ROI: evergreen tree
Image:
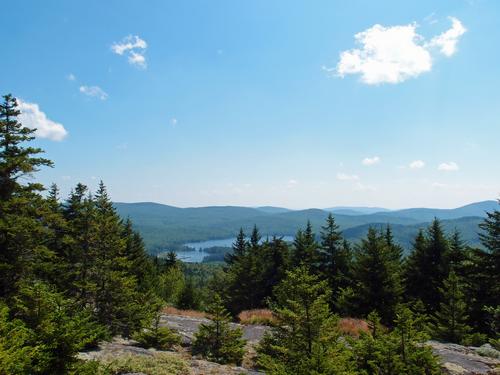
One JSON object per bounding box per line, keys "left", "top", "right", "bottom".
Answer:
{"left": 292, "top": 221, "right": 319, "bottom": 270}
{"left": 257, "top": 266, "right": 352, "bottom": 374}
{"left": 258, "top": 236, "right": 289, "bottom": 303}
{"left": 351, "top": 227, "right": 402, "bottom": 324}
{"left": 404, "top": 219, "right": 450, "bottom": 313}
{"left": 177, "top": 278, "right": 199, "bottom": 310}
{"left": 432, "top": 270, "right": 471, "bottom": 343}
{"left": 93, "top": 182, "right": 149, "bottom": 336}
{"left": 11, "top": 281, "right": 105, "bottom": 374}
{"left": 0, "top": 94, "right": 53, "bottom": 297}
{"left": 192, "top": 294, "right": 246, "bottom": 365}
{"left": 447, "top": 229, "right": 468, "bottom": 275}
{"left": 224, "top": 228, "right": 247, "bottom": 266}
{"left": 478, "top": 199, "right": 500, "bottom": 306}
{"left": 319, "top": 214, "right": 352, "bottom": 304}
{"left": 352, "top": 308, "right": 441, "bottom": 375}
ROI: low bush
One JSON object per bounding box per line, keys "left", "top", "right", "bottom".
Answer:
{"left": 95, "top": 353, "right": 189, "bottom": 375}
{"left": 238, "top": 309, "right": 276, "bottom": 326}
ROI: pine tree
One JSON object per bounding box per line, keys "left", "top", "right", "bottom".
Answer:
{"left": 177, "top": 278, "right": 199, "bottom": 310}
{"left": 192, "top": 294, "right": 246, "bottom": 365}
{"left": 319, "top": 214, "right": 352, "bottom": 303}
{"left": 404, "top": 219, "right": 450, "bottom": 313}
{"left": 352, "top": 308, "right": 441, "bottom": 375}
{"left": 432, "top": 270, "right": 471, "bottom": 343}
{"left": 258, "top": 236, "right": 289, "bottom": 302}
{"left": 478, "top": 199, "right": 500, "bottom": 306}
{"left": 351, "top": 227, "right": 402, "bottom": 324}
{"left": 90, "top": 181, "right": 148, "bottom": 336}
{"left": 292, "top": 221, "right": 319, "bottom": 270}
{"left": 447, "top": 229, "right": 468, "bottom": 275}
{"left": 0, "top": 95, "right": 54, "bottom": 297}
{"left": 0, "top": 94, "right": 52, "bottom": 200}
{"left": 257, "top": 266, "right": 352, "bottom": 374}
{"left": 225, "top": 228, "right": 247, "bottom": 266}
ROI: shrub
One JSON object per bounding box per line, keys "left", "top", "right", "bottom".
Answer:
{"left": 338, "top": 318, "right": 370, "bottom": 338}
{"left": 162, "top": 305, "right": 207, "bottom": 319}
{"left": 133, "top": 305, "right": 180, "bottom": 350}
{"left": 192, "top": 294, "right": 246, "bottom": 365}
{"left": 94, "top": 353, "right": 189, "bottom": 375}
{"left": 238, "top": 309, "right": 276, "bottom": 326}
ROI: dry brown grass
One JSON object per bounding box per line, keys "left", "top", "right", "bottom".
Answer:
{"left": 162, "top": 306, "right": 207, "bottom": 319}
{"left": 238, "top": 309, "right": 276, "bottom": 326}
{"left": 338, "top": 318, "right": 370, "bottom": 338}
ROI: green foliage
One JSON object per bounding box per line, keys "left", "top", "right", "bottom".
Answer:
{"left": 176, "top": 278, "right": 199, "bottom": 310}
{"left": 350, "top": 227, "right": 402, "bottom": 324}
{"left": 93, "top": 353, "right": 189, "bottom": 375}
{"left": 351, "top": 307, "right": 441, "bottom": 375}
{"left": 192, "top": 294, "right": 246, "bottom": 365}
{"left": 319, "top": 214, "right": 352, "bottom": 304}
{"left": 4, "top": 281, "right": 106, "bottom": 374}
{"left": 258, "top": 267, "right": 354, "bottom": 375}
{"left": 431, "top": 270, "right": 471, "bottom": 343}
{"left": 404, "top": 219, "right": 450, "bottom": 314}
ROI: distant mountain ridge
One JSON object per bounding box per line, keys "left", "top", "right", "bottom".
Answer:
{"left": 114, "top": 200, "right": 496, "bottom": 253}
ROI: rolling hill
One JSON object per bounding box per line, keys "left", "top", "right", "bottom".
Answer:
{"left": 114, "top": 200, "right": 495, "bottom": 253}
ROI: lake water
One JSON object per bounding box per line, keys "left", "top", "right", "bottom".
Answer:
{"left": 172, "top": 235, "right": 295, "bottom": 263}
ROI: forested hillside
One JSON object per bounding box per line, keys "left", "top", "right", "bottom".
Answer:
{"left": 115, "top": 201, "right": 494, "bottom": 252}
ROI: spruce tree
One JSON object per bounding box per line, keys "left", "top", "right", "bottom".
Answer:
{"left": 351, "top": 227, "right": 402, "bottom": 324}
{"left": 478, "top": 200, "right": 500, "bottom": 306}
{"left": 319, "top": 214, "right": 352, "bottom": 304}
{"left": 90, "top": 182, "right": 148, "bottom": 336}
{"left": 0, "top": 94, "right": 53, "bottom": 297}
{"left": 404, "top": 219, "right": 450, "bottom": 313}
{"left": 258, "top": 236, "right": 289, "bottom": 302}
{"left": 192, "top": 294, "right": 246, "bottom": 365}
{"left": 258, "top": 266, "right": 352, "bottom": 374}
{"left": 432, "top": 270, "right": 471, "bottom": 343}
{"left": 292, "top": 221, "right": 319, "bottom": 270}
{"left": 225, "top": 228, "right": 247, "bottom": 266}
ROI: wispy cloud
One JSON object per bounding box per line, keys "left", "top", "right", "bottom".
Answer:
{"left": 427, "top": 17, "right": 467, "bottom": 56}
{"left": 111, "top": 35, "right": 148, "bottom": 68}
{"left": 79, "top": 85, "right": 108, "bottom": 100}
{"left": 409, "top": 160, "right": 425, "bottom": 169}
{"left": 170, "top": 118, "right": 178, "bottom": 126}
{"left": 331, "top": 17, "right": 466, "bottom": 84}
{"left": 362, "top": 156, "right": 380, "bottom": 166}
{"left": 287, "top": 179, "right": 299, "bottom": 188}
{"left": 17, "top": 99, "right": 68, "bottom": 141}
{"left": 66, "top": 73, "right": 76, "bottom": 81}
{"left": 336, "top": 173, "right": 360, "bottom": 181}
{"left": 438, "top": 161, "right": 459, "bottom": 171}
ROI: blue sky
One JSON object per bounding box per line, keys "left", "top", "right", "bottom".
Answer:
{"left": 3, "top": 0, "right": 499, "bottom": 209}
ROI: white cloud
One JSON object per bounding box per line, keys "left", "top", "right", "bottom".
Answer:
{"left": 427, "top": 17, "right": 467, "bottom": 57}
{"left": 17, "top": 99, "right": 68, "bottom": 141}
{"left": 438, "top": 161, "right": 459, "bottom": 171}
{"left": 333, "top": 17, "right": 466, "bottom": 84}
{"left": 67, "top": 73, "right": 76, "bottom": 81}
{"left": 362, "top": 156, "right": 380, "bottom": 166}
{"left": 336, "top": 173, "right": 359, "bottom": 181}
{"left": 79, "top": 85, "right": 108, "bottom": 100}
{"left": 409, "top": 160, "right": 425, "bottom": 169}
{"left": 287, "top": 179, "right": 298, "bottom": 188}
{"left": 170, "top": 118, "right": 178, "bottom": 126}
{"left": 111, "top": 35, "right": 147, "bottom": 68}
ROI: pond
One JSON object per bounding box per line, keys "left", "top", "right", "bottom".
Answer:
{"left": 171, "top": 235, "right": 295, "bottom": 263}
